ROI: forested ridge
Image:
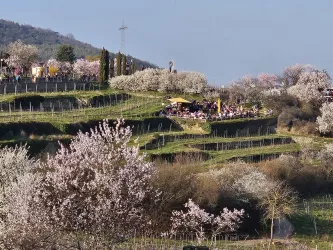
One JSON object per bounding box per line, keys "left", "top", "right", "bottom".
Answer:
{"left": 0, "top": 19, "right": 157, "bottom": 68}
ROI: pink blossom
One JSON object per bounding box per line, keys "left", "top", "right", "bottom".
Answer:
{"left": 73, "top": 59, "right": 100, "bottom": 76}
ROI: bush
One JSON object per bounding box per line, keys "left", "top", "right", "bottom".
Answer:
{"left": 263, "top": 93, "right": 298, "bottom": 114}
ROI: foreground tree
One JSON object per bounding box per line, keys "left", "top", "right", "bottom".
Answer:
{"left": 0, "top": 145, "right": 37, "bottom": 198}
{"left": 0, "top": 120, "right": 158, "bottom": 248}
{"left": 39, "top": 119, "right": 158, "bottom": 246}
{"left": 0, "top": 146, "right": 48, "bottom": 249}
{"left": 56, "top": 44, "right": 76, "bottom": 64}
{"left": 5, "top": 40, "right": 38, "bottom": 75}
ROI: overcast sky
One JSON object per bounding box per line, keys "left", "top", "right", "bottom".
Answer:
{"left": 2, "top": 0, "right": 333, "bottom": 85}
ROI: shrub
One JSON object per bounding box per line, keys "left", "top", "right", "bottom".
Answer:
{"left": 263, "top": 93, "right": 298, "bottom": 114}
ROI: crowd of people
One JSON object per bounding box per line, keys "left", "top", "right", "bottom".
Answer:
{"left": 0, "top": 74, "right": 21, "bottom": 83}
{"left": 160, "top": 98, "right": 273, "bottom": 120}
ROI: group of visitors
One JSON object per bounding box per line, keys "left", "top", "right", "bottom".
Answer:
{"left": 0, "top": 74, "right": 21, "bottom": 84}
{"left": 161, "top": 98, "right": 271, "bottom": 121}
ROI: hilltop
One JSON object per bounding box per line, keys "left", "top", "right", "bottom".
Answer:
{"left": 0, "top": 19, "right": 157, "bottom": 68}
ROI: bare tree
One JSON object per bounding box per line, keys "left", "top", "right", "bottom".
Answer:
{"left": 258, "top": 182, "right": 298, "bottom": 249}
{"left": 232, "top": 169, "right": 298, "bottom": 249}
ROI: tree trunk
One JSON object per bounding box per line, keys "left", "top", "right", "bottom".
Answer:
{"left": 268, "top": 212, "right": 275, "bottom": 250}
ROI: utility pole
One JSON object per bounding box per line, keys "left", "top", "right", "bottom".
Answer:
{"left": 119, "top": 21, "right": 128, "bottom": 54}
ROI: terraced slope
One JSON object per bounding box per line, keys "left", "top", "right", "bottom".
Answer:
{"left": 0, "top": 88, "right": 301, "bottom": 162}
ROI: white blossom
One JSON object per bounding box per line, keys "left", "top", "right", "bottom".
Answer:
{"left": 109, "top": 68, "right": 207, "bottom": 94}
{"left": 39, "top": 119, "right": 158, "bottom": 239}
{"left": 170, "top": 199, "right": 244, "bottom": 243}
{"left": 287, "top": 70, "right": 331, "bottom": 103}
{"left": 5, "top": 40, "right": 38, "bottom": 72}
{"left": 317, "top": 102, "right": 333, "bottom": 134}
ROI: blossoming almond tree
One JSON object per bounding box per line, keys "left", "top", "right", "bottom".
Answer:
{"left": 229, "top": 73, "right": 279, "bottom": 104}
{"left": 73, "top": 59, "right": 100, "bottom": 77}
{"left": 0, "top": 146, "right": 50, "bottom": 249}
{"left": 317, "top": 102, "right": 333, "bottom": 134}
{"left": 109, "top": 68, "right": 207, "bottom": 94}
{"left": 39, "top": 119, "right": 158, "bottom": 245}
{"left": 0, "top": 120, "right": 158, "bottom": 249}
{"left": 0, "top": 145, "right": 37, "bottom": 198}
{"left": 6, "top": 40, "right": 38, "bottom": 75}
{"left": 46, "top": 58, "right": 72, "bottom": 75}
{"left": 0, "top": 173, "right": 52, "bottom": 249}
{"left": 287, "top": 70, "right": 331, "bottom": 104}
{"left": 170, "top": 199, "right": 244, "bottom": 244}
{"left": 282, "top": 64, "right": 315, "bottom": 86}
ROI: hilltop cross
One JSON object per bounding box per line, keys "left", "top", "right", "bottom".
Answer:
{"left": 119, "top": 21, "right": 128, "bottom": 54}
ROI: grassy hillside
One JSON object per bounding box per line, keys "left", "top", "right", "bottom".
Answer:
{"left": 0, "top": 19, "right": 157, "bottom": 68}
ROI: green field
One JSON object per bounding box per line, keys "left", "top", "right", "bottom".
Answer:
{"left": 290, "top": 196, "right": 333, "bottom": 249}
{"left": 0, "top": 88, "right": 298, "bottom": 161}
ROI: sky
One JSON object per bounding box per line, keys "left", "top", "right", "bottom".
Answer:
{"left": 1, "top": 0, "right": 333, "bottom": 85}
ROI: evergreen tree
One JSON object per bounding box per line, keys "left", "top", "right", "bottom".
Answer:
{"left": 110, "top": 58, "right": 115, "bottom": 78}
{"left": 121, "top": 55, "right": 127, "bottom": 75}
{"left": 99, "top": 48, "right": 105, "bottom": 81}
{"left": 99, "top": 48, "right": 109, "bottom": 83}
{"left": 116, "top": 52, "right": 122, "bottom": 76}
{"left": 56, "top": 44, "right": 75, "bottom": 63}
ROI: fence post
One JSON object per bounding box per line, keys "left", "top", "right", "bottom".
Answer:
{"left": 26, "top": 83, "right": 27, "bottom": 93}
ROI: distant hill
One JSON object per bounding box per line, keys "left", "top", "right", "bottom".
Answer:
{"left": 0, "top": 19, "right": 158, "bottom": 68}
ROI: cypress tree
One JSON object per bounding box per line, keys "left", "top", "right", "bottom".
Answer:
{"left": 116, "top": 52, "right": 122, "bottom": 76}
{"left": 105, "top": 49, "right": 109, "bottom": 80}
{"left": 99, "top": 48, "right": 105, "bottom": 82}
{"left": 99, "top": 48, "right": 110, "bottom": 83}
{"left": 110, "top": 58, "right": 115, "bottom": 78}
{"left": 121, "top": 55, "right": 127, "bottom": 75}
